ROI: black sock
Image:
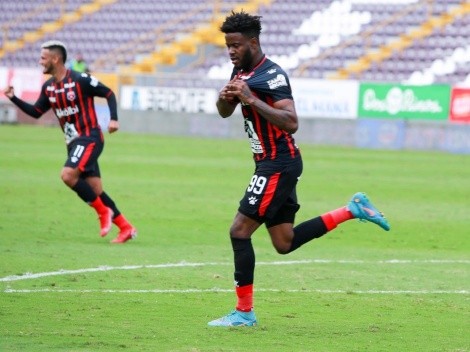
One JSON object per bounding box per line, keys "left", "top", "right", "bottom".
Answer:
{"left": 71, "top": 179, "right": 97, "bottom": 204}
{"left": 288, "top": 217, "right": 328, "bottom": 253}
{"left": 99, "top": 191, "right": 121, "bottom": 218}
{"left": 231, "top": 237, "right": 255, "bottom": 287}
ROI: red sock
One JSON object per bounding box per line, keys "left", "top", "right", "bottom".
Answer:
{"left": 90, "top": 196, "right": 108, "bottom": 214}
{"left": 235, "top": 284, "right": 253, "bottom": 312}
{"left": 113, "top": 214, "right": 132, "bottom": 230}
{"left": 321, "top": 206, "right": 354, "bottom": 231}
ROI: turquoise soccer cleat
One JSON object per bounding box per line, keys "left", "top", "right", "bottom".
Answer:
{"left": 208, "top": 310, "right": 257, "bottom": 327}
{"left": 348, "top": 192, "right": 390, "bottom": 231}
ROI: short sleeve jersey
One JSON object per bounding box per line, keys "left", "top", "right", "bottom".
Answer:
{"left": 32, "top": 69, "right": 115, "bottom": 144}
{"left": 230, "top": 56, "right": 300, "bottom": 162}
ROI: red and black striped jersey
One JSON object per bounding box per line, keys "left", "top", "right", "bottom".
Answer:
{"left": 10, "top": 69, "right": 117, "bottom": 144}
{"left": 230, "top": 56, "right": 300, "bottom": 162}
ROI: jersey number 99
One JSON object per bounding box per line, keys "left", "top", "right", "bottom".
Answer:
{"left": 247, "top": 175, "right": 267, "bottom": 195}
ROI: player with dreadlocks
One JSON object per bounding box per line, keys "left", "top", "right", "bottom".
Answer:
{"left": 208, "top": 11, "right": 390, "bottom": 327}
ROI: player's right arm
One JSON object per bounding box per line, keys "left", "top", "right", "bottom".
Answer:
{"left": 216, "top": 77, "right": 239, "bottom": 118}
{"left": 4, "top": 85, "right": 50, "bottom": 119}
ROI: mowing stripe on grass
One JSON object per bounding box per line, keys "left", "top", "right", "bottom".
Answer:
{"left": 1, "top": 259, "right": 468, "bottom": 282}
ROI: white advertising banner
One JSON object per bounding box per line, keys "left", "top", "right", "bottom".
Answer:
{"left": 120, "top": 86, "right": 218, "bottom": 114}
{"left": 0, "top": 67, "right": 44, "bottom": 101}
{"left": 291, "top": 78, "right": 359, "bottom": 118}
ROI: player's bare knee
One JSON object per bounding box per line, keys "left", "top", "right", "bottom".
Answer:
{"left": 273, "top": 243, "right": 290, "bottom": 255}
{"left": 61, "top": 169, "right": 77, "bottom": 187}
{"left": 229, "top": 224, "right": 252, "bottom": 239}
{"left": 229, "top": 226, "right": 242, "bottom": 238}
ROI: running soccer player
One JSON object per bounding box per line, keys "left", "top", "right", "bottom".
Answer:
{"left": 208, "top": 11, "right": 390, "bottom": 327}
{"left": 3, "top": 40, "right": 136, "bottom": 243}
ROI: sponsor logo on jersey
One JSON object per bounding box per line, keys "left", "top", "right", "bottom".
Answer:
{"left": 49, "top": 97, "right": 56, "bottom": 103}
{"left": 267, "top": 68, "right": 277, "bottom": 74}
{"left": 238, "top": 71, "right": 254, "bottom": 80}
{"left": 66, "top": 90, "right": 76, "bottom": 101}
{"left": 267, "top": 74, "right": 287, "bottom": 90}
{"left": 90, "top": 75, "right": 99, "bottom": 87}
{"left": 55, "top": 106, "right": 79, "bottom": 118}
{"left": 64, "top": 82, "right": 76, "bottom": 88}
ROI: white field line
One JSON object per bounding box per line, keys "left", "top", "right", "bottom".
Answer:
{"left": 1, "top": 259, "right": 469, "bottom": 283}
{"left": 3, "top": 288, "right": 469, "bottom": 294}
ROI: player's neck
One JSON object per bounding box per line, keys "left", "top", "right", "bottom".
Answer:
{"left": 52, "top": 66, "right": 67, "bottom": 82}
{"left": 245, "top": 53, "right": 265, "bottom": 73}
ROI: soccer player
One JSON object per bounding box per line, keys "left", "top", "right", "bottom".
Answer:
{"left": 3, "top": 40, "right": 137, "bottom": 244}
{"left": 208, "top": 11, "right": 390, "bottom": 327}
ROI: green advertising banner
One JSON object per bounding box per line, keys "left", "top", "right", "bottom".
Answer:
{"left": 358, "top": 83, "right": 451, "bottom": 120}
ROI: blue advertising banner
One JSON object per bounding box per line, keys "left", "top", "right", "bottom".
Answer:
{"left": 356, "top": 119, "right": 405, "bottom": 150}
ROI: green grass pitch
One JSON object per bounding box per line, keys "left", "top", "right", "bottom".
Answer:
{"left": 0, "top": 124, "right": 469, "bottom": 352}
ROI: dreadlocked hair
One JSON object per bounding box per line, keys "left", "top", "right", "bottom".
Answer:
{"left": 220, "top": 11, "right": 262, "bottom": 38}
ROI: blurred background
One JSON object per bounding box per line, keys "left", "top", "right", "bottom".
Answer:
{"left": 1, "top": 0, "right": 470, "bottom": 152}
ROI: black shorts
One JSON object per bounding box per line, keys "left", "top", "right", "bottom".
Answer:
{"left": 64, "top": 131, "right": 104, "bottom": 178}
{"left": 238, "top": 155, "right": 303, "bottom": 227}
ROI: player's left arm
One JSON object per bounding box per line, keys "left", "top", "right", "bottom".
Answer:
{"left": 82, "top": 73, "right": 119, "bottom": 133}
{"left": 104, "top": 90, "right": 119, "bottom": 133}
{"left": 230, "top": 79, "right": 298, "bottom": 134}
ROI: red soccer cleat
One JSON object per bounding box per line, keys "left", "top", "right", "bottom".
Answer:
{"left": 99, "top": 208, "right": 114, "bottom": 237}
{"left": 111, "top": 227, "right": 137, "bottom": 243}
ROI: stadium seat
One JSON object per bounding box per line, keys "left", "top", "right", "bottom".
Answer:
{"left": 1, "top": 0, "right": 469, "bottom": 86}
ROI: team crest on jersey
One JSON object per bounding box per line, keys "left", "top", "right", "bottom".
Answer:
{"left": 66, "top": 90, "right": 76, "bottom": 101}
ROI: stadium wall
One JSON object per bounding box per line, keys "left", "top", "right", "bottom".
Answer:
{"left": 117, "top": 79, "right": 470, "bottom": 154}
{"left": 2, "top": 68, "right": 470, "bottom": 154}
{"left": 2, "top": 100, "right": 470, "bottom": 154}
{"left": 117, "top": 109, "right": 470, "bottom": 154}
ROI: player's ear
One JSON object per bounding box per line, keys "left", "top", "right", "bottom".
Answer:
{"left": 52, "top": 53, "right": 60, "bottom": 64}
{"left": 249, "top": 37, "right": 260, "bottom": 50}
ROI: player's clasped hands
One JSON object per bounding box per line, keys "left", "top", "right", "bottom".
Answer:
{"left": 219, "top": 78, "right": 254, "bottom": 105}
{"left": 219, "top": 78, "right": 239, "bottom": 104}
